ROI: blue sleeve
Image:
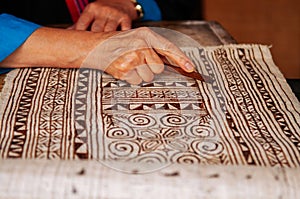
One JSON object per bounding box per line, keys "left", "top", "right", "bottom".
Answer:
{"left": 0, "top": 14, "right": 41, "bottom": 74}
{"left": 137, "top": 0, "right": 162, "bottom": 21}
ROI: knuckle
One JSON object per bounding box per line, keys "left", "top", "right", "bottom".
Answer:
{"left": 134, "top": 27, "right": 153, "bottom": 35}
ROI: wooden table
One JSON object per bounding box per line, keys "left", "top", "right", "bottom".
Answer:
{"left": 134, "top": 20, "right": 236, "bottom": 46}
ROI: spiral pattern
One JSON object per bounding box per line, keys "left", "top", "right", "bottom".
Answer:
{"left": 191, "top": 139, "right": 224, "bottom": 156}
{"left": 171, "top": 152, "right": 201, "bottom": 164}
{"left": 107, "top": 127, "right": 135, "bottom": 139}
{"left": 134, "top": 152, "right": 167, "bottom": 164}
{"left": 108, "top": 141, "right": 139, "bottom": 158}
{"left": 160, "top": 114, "right": 187, "bottom": 127}
{"left": 128, "top": 114, "right": 156, "bottom": 127}
{"left": 186, "top": 125, "right": 216, "bottom": 138}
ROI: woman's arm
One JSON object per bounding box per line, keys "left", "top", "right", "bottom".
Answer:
{"left": 0, "top": 15, "right": 194, "bottom": 85}
{"left": 0, "top": 26, "right": 111, "bottom": 68}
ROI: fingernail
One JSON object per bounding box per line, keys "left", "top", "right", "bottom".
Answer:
{"left": 184, "top": 62, "right": 194, "bottom": 71}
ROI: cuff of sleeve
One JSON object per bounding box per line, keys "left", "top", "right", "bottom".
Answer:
{"left": 137, "top": 0, "right": 162, "bottom": 21}
{"left": 0, "top": 14, "right": 41, "bottom": 62}
{"left": 0, "top": 68, "right": 14, "bottom": 75}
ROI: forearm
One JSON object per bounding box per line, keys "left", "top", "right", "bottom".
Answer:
{"left": 0, "top": 27, "right": 113, "bottom": 69}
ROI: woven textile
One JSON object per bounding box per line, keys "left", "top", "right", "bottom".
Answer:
{"left": 0, "top": 45, "right": 299, "bottom": 167}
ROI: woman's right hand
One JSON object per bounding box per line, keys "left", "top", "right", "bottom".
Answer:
{"left": 82, "top": 27, "right": 195, "bottom": 85}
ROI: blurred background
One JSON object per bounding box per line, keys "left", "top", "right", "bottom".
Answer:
{"left": 202, "top": 0, "right": 300, "bottom": 80}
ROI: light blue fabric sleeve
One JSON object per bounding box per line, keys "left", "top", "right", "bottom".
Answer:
{"left": 137, "top": 0, "right": 162, "bottom": 21}
{"left": 0, "top": 14, "right": 41, "bottom": 74}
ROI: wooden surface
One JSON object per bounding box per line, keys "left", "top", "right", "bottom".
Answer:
{"left": 203, "top": 0, "right": 300, "bottom": 78}
{"left": 134, "top": 20, "right": 236, "bottom": 46}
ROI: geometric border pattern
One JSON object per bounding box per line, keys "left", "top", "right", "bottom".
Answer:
{"left": 0, "top": 45, "right": 299, "bottom": 167}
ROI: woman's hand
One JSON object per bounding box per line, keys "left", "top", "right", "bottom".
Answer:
{"left": 82, "top": 27, "right": 195, "bottom": 84}
{"left": 0, "top": 27, "right": 194, "bottom": 85}
{"left": 72, "top": 0, "right": 138, "bottom": 32}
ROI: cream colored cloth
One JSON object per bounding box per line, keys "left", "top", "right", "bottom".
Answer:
{"left": 0, "top": 159, "right": 299, "bottom": 199}
{"left": 0, "top": 44, "right": 300, "bottom": 198}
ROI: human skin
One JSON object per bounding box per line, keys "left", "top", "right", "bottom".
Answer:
{"left": 72, "top": 0, "right": 138, "bottom": 32}
{"left": 0, "top": 27, "right": 194, "bottom": 85}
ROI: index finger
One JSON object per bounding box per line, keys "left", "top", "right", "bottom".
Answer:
{"left": 75, "top": 12, "right": 94, "bottom": 31}
{"left": 154, "top": 47, "right": 195, "bottom": 72}
{"left": 146, "top": 32, "right": 195, "bottom": 72}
